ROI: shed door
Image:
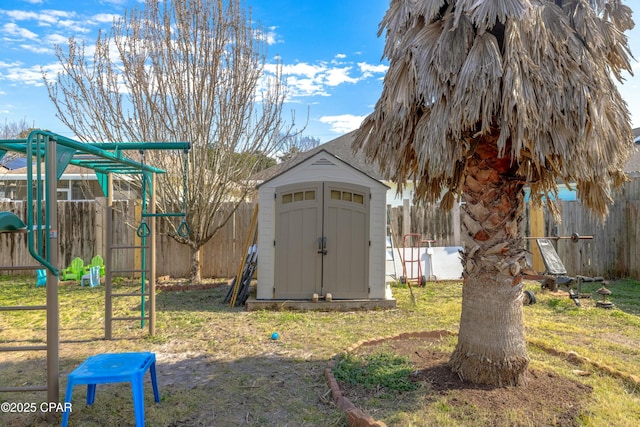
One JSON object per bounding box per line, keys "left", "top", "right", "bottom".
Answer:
{"left": 274, "top": 182, "right": 369, "bottom": 299}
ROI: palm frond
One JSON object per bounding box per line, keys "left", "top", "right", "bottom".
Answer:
{"left": 354, "top": 0, "right": 635, "bottom": 217}
{"left": 455, "top": 0, "right": 531, "bottom": 28}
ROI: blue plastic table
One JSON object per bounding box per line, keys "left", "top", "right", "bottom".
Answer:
{"left": 61, "top": 352, "right": 160, "bottom": 427}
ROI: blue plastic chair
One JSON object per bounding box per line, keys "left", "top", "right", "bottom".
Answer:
{"left": 61, "top": 352, "right": 160, "bottom": 427}
{"left": 36, "top": 269, "right": 46, "bottom": 287}
{"left": 80, "top": 266, "right": 101, "bottom": 287}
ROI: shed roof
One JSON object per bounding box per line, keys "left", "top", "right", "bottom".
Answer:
{"left": 257, "top": 149, "right": 388, "bottom": 189}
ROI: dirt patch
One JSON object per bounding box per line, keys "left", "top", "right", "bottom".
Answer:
{"left": 337, "top": 331, "right": 593, "bottom": 427}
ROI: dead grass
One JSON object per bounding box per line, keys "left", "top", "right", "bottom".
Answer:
{"left": 0, "top": 276, "right": 638, "bottom": 426}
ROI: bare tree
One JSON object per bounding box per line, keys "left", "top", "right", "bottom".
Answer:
{"left": 278, "top": 134, "right": 321, "bottom": 163}
{"left": 355, "top": 0, "right": 634, "bottom": 386}
{"left": 45, "top": 0, "right": 299, "bottom": 282}
{"left": 1, "top": 118, "right": 30, "bottom": 140}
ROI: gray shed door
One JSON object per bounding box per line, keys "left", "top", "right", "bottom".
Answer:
{"left": 274, "top": 181, "right": 369, "bottom": 299}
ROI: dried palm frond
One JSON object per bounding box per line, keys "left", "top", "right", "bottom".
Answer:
{"left": 455, "top": 0, "right": 531, "bottom": 28}
{"left": 354, "top": 0, "right": 635, "bottom": 219}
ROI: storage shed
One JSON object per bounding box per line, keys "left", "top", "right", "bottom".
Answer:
{"left": 255, "top": 150, "right": 392, "bottom": 305}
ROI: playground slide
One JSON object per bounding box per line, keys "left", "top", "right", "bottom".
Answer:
{"left": 0, "top": 212, "right": 26, "bottom": 232}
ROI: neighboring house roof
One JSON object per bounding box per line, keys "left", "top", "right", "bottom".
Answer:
{"left": 0, "top": 157, "right": 26, "bottom": 170}
{"left": 252, "top": 131, "right": 386, "bottom": 182}
{"left": 2, "top": 163, "right": 106, "bottom": 179}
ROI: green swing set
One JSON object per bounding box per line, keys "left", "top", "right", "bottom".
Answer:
{"left": 135, "top": 148, "right": 190, "bottom": 239}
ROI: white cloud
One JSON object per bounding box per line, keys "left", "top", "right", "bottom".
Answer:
{"left": 44, "top": 10, "right": 78, "bottom": 19}
{"left": 91, "top": 13, "right": 119, "bottom": 24}
{"left": 20, "top": 43, "right": 51, "bottom": 54}
{"left": 0, "top": 61, "right": 23, "bottom": 68}
{"left": 2, "top": 66, "right": 46, "bottom": 86}
{"left": 4, "top": 11, "right": 42, "bottom": 21}
{"left": 102, "top": 0, "right": 135, "bottom": 6}
{"left": 255, "top": 26, "right": 279, "bottom": 45}
{"left": 319, "top": 114, "right": 366, "bottom": 134}
{"left": 358, "top": 62, "right": 387, "bottom": 74}
{"left": 0, "top": 61, "right": 62, "bottom": 87}
{"left": 5, "top": 10, "right": 77, "bottom": 25}
{"left": 3, "top": 9, "right": 89, "bottom": 37}
{"left": 265, "top": 57, "right": 385, "bottom": 101}
{"left": 46, "top": 33, "right": 70, "bottom": 45}
{"left": 277, "top": 62, "right": 325, "bottom": 78}
{"left": 2, "top": 23, "right": 38, "bottom": 40}
{"left": 285, "top": 75, "right": 329, "bottom": 98}
{"left": 324, "top": 67, "right": 358, "bottom": 86}
{"left": 57, "top": 19, "right": 90, "bottom": 33}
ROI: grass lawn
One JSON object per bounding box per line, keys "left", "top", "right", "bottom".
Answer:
{"left": 0, "top": 275, "right": 639, "bottom": 426}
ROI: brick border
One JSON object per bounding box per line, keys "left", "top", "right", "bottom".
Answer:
{"left": 326, "top": 331, "right": 640, "bottom": 425}
{"left": 325, "top": 330, "right": 456, "bottom": 427}
{"left": 529, "top": 339, "right": 640, "bottom": 387}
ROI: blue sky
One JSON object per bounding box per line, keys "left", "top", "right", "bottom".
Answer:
{"left": 0, "top": 0, "right": 639, "bottom": 145}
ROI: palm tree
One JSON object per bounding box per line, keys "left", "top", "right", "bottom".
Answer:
{"left": 355, "top": 0, "right": 635, "bottom": 386}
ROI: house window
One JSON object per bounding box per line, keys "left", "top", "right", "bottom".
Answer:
{"left": 57, "top": 189, "right": 71, "bottom": 201}
{"left": 71, "top": 180, "right": 92, "bottom": 200}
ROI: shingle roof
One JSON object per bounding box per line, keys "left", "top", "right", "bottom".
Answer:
{"left": 2, "top": 163, "right": 96, "bottom": 176}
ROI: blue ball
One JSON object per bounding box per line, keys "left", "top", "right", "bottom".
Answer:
{"left": 271, "top": 332, "right": 279, "bottom": 340}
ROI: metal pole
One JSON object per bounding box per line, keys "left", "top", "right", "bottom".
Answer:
{"left": 149, "top": 173, "right": 156, "bottom": 336}
{"left": 46, "top": 137, "right": 59, "bottom": 405}
{"left": 105, "top": 173, "right": 113, "bottom": 340}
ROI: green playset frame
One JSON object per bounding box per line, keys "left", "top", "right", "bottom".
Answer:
{"left": 0, "top": 130, "right": 190, "bottom": 404}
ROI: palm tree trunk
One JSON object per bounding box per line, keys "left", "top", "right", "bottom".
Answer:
{"left": 448, "top": 135, "right": 529, "bottom": 386}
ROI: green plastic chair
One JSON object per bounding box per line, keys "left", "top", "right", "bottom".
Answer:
{"left": 62, "top": 257, "right": 85, "bottom": 281}
{"left": 86, "top": 255, "right": 105, "bottom": 276}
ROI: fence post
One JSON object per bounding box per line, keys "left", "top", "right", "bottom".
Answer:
{"left": 133, "top": 199, "right": 141, "bottom": 278}
{"left": 402, "top": 199, "right": 411, "bottom": 237}
{"left": 452, "top": 201, "right": 461, "bottom": 247}
{"left": 529, "top": 203, "right": 545, "bottom": 272}
{"left": 95, "top": 197, "right": 106, "bottom": 258}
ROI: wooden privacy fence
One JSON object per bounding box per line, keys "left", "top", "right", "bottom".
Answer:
{"left": 388, "top": 180, "right": 640, "bottom": 280}
{"left": 538, "top": 200, "right": 640, "bottom": 279}
{"left": 0, "top": 200, "right": 255, "bottom": 278}
{"left": 155, "top": 202, "right": 257, "bottom": 277}
{"left": 3, "top": 183, "right": 640, "bottom": 279}
{"left": 387, "top": 201, "right": 460, "bottom": 248}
